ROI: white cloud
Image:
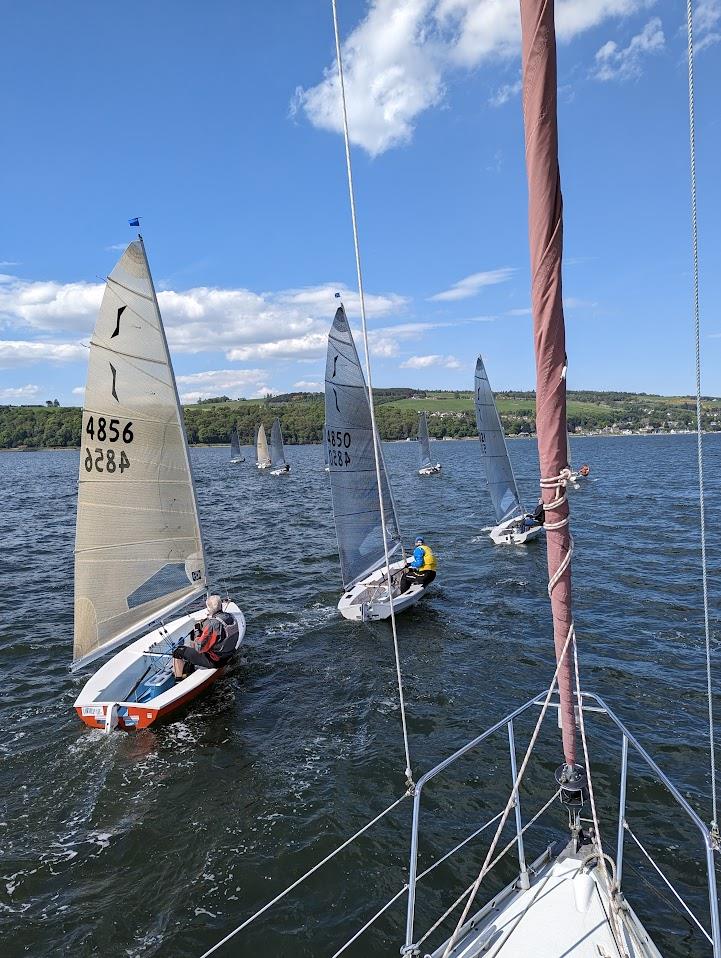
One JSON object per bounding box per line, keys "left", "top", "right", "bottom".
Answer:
{"left": 593, "top": 17, "right": 665, "bottom": 81}
{"left": 293, "top": 380, "right": 323, "bottom": 390}
{"left": 400, "top": 353, "right": 461, "bottom": 368}
{"left": 507, "top": 307, "right": 532, "bottom": 316}
{"left": 105, "top": 243, "right": 128, "bottom": 252}
{"left": 227, "top": 333, "right": 328, "bottom": 362}
{"left": 295, "top": 0, "right": 656, "bottom": 155}
{"left": 0, "top": 340, "right": 87, "bottom": 368}
{"left": 0, "top": 260, "right": 19, "bottom": 267}
{"left": 489, "top": 78, "right": 521, "bottom": 107}
{"left": 429, "top": 268, "right": 515, "bottom": 302}
{"left": 175, "top": 369, "right": 272, "bottom": 403}
{"left": 695, "top": 0, "right": 721, "bottom": 52}
{"left": 72, "top": 386, "right": 85, "bottom": 396}
{"left": 0, "top": 383, "right": 40, "bottom": 401}
{"left": 0, "top": 274, "right": 103, "bottom": 332}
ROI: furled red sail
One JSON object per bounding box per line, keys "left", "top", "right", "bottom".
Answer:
{"left": 520, "top": 0, "right": 576, "bottom": 765}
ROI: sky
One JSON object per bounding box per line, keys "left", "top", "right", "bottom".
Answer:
{"left": 1, "top": 0, "right": 720, "bottom": 405}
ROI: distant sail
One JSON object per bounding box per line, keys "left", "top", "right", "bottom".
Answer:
{"left": 74, "top": 239, "right": 206, "bottom": 670}
{"left": 269, "top": 418, "right": 287, "bottom": 468}
{"left": 256, "top": 423, "right": 270, "bottom": 465}
{"left": 230, "top": 426, "right": 242, "bottom": 461}
{"left": 474, "top": 356, "right": 524, "bottom": 524}
{"left": 325, "top": 305, "right": 402, "bottom": 589}
{"left": 418, "top": 411, "right": 432, "bottom": 468}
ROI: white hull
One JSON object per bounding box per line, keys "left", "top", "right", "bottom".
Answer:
{"left": 418, "top": 463, "right": 442, "bottom": 475}
{"left": 338, "top": 559, "right": 428, "bottom": 621}
{"left": 230, "top": 457, "right": 245, "bottom": 464}
{"left": 489, "top": 515, "right": 543, "bottom": 545}
{"left": 271, "top": 465, "right": 290, "bottom": 476}
{"left": 256, "top": 460, "right": 272, "bottom": 470}
{"left": 434, "top": 841, "right": 661, "bottom": 958}
{"left": 74, "top": 601, "right": 246, "bottom": 732}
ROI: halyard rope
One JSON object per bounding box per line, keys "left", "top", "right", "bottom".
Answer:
{"left": 330, "top": 0, "right": 414, "bottom": 787}
{"left": 686, "top": 0, "right": 718, "bottom": 840}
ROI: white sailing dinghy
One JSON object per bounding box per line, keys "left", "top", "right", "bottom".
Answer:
{"left": 326, "top": 305, "right": 428, "bottom": 621}
{"left": 72, "top": 237, "right": 245, "bottom": 732}
{"left": 566, "top": 432, "right": 589, "bottom": 488}
{"left": 474, "top": 355, "right": 541, "bottom": 545}
{"left": 417, "top": 411, "right": 441, "bottom": 475}
{"left": 229, "top": 425, "right": 245, "bottom": 463}
{"left": 255, "top": 423, "right": 271, "bottom": 470}
{"left": 269, "top": 417, "right": 290, "bottom": 475}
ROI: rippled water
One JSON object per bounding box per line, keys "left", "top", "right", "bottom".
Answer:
{"left": 2, "top": 435, "right": 720, "bottom": 957}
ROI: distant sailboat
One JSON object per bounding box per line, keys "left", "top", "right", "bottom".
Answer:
{"left": 255, "top": 423, "right": 271, "bottom": 470}
{"left": 325, "top": 305, "right": 430, "bottom": 620}
{"left": 474, "top": 355, "right": 542, "bottom": 545}
{"left": 269, "top": 417, "right": 290, "bottom": 475}
{"left": 417, "top": 411, "right": 441, "bottom": 475}
{"left": 229, "top": 425, "right": 245, "bottom": 464}
{"left": 72, "top": 236, "right": 245, "bottom": 732}
{"left": 566, "top": 431, "right": 589, "bottom": 488}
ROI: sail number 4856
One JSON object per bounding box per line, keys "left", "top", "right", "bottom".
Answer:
{"left": 84, "top": 416, "right": 133, "bottom": 474}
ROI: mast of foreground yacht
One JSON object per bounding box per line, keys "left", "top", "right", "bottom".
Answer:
{"left": 520, "top": 0, "right": 584, "bottom": 795}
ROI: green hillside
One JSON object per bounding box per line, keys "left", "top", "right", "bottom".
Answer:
{"left": 1, "top": 389, "right": 720, "bottom": 450}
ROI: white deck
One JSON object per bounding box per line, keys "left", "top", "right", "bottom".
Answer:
{"left": 433, "top": 845, "right": 662, "bottom": 958}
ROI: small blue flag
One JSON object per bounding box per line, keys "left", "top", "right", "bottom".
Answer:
{"left": 128, "top": 217, "right": 140, "bottom": 227}
{"left": 334, "top": 291, "right": 341, "bottom": 298}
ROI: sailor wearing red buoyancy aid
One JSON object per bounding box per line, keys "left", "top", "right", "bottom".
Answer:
{"left": 172, "top": 595, "right": 240, "bottom": 679}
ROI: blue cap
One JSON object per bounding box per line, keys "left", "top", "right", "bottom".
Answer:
{"left": 415, "top": 537, "right": 424, "bottom": 545}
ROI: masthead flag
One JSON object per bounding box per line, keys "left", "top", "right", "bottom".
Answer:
{"left": 128, "top": 217, "right": 140, "bottom": 227}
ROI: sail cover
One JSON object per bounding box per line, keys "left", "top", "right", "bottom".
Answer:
{"left": 256, "top": 423, "right": 270, "bottom": 465}
{"left": 269, "top": 418, "right": 286, "bottom": 467}
{"left": 418, "top": 411, "right": 432, "bottom": 468}
{"left": 73, "top": 239, "right": 206, "bottom": 670}
{"left": 474, "top": 356, "right": 523, "bottom": 524}
{"left": 230, "top": 426, "right": 242, "bottom": 460}
{"left": 325, "top": 306, "right": 402, "bottom": 589}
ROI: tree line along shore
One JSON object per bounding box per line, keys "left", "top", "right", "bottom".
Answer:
{"left": 2, "top": 389, "right": 721, "bottom": 450}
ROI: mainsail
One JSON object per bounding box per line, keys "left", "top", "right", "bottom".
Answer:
{"left": 418, "top": 411, "right": 432, "bottom": 469}
{"left": 73, "top": 238, "right": 206, "bottom": 670}
{"left": 230, "top": 426, "right": 242, "bottom": 461}
{"left": 474, "top": 356, "right": 523, "bottom": 524}
{"left": 256, "top": 423, "right": 270, "bottom": 465}
{"left": 325, "top": 305, "right": 402, "bottom": 589}
{"left": 269, "top": 418, "right": 287, "bottom": 468}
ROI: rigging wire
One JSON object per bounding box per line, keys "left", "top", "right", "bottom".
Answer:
{"left": 330, "top": 0, "right": 414, "bottom": 786}
{"left": 686, "top": 0, "right": 718, "bottom": 839}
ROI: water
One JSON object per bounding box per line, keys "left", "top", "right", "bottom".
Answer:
{"left": 2, "top": 435, "right": 720, "bottom": 957}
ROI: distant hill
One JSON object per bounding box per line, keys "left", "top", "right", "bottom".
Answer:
{"left": 1, "top": 389, "right": 720, "bottom": 450}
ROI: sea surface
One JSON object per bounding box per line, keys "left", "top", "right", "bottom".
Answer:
{"left": 2, "top": 435, "right": 720, "bottom": 958}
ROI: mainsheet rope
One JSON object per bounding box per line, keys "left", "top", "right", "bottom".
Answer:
{"left": 686, "top": 0, "right": 718, "bottom": 840}
{"left": 330, "top": 0, "right": 414, "bottom": 785}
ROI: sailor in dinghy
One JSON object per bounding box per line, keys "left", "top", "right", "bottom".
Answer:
{"left": 325, "top": 304, "right": 433, "bottom": 621}
{"left": 72, "top": 233, "right": 245, "bottom": 733}
{"left": 417, "top": 411, "right": 441, "bottom": 475}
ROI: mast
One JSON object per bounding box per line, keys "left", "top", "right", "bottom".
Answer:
{"left": 519, "top": 0, "right": 577, "bottom": 769}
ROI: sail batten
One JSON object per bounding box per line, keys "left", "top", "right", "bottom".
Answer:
{"left": 325, "top": 306, "right": 403, "bottom": 590}
{"left": 474, "top": 356, "right": 524, "bottom": 524}
{"left": 73, "top": 238, "right": 206, "bottom": 667}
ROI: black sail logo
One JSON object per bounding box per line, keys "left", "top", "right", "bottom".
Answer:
{"left": 110, "top": 363, "right": 119, "bottom": 402}
{"left": 111, "top": 305, "right": 126, "bottom": 339}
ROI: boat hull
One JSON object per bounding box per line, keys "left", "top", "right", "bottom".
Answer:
{"left": 338, "top": 559, "right": 428, "bottom": 621}
{"left": 489, "top": 515, "right": 543, "bottom": 545}
{"left": 256, "top": 461, "right": 272, "bottom": 470}
{"left": 418, "top": 464, "right": 442, "bottom": 475}
{"left": 270, "top": 466, "right": 290, "bottom": 476}
{"left": 73, "top": 602, "right": 246, "bottom": 732}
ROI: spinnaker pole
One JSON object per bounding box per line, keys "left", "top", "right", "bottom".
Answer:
{"left": 519, "top": 0, "right": 577, "bottom": 771}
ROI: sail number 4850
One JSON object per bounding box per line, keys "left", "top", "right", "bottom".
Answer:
{"left": 84, "top": 416, "right": 133, "bottom": 474}
{"left": 327, "top": 429, "right": 352, "bottom": 468}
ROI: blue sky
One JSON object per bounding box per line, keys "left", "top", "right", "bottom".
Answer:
{"left": 1, "top": 0, "right": 719, "bottom": 405}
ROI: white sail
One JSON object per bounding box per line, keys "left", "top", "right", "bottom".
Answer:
{"left": 418, "top": 411, "right": 432, "bottom": 469}
{"left": 73, "top": 238, "right": 206, "bottom": 670}
{"left": 230, "top": 426, "right": 242, "bottom": 461}
{"left": 269, "top": 418, "right": 287, "bottom": 468}
{"left": 256, "top": 423, "right": 270, "bottom": 465}
{"left": 325, "top": 305, "right": 403, "bottom": 589}
{"left": 474, "top": 355, "right": 524, "bottom": 524}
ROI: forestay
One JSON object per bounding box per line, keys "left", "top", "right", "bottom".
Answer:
{"left": 230, "top": 426, "right": 242, "bottom": 460}
{"left": 325, "top": 305, "right": 403, "bottom": 589}
{"left": 256, "top": 423, "right": 270, "bottom": 464}
{"left": 418, "top": 411, "right": 432, "bottom": 469}
{"left": 269, "top": 418, "right": 287, "bottom": 468}
{"left": 74, "top": 238, "right": 206, "bottom": 671}
{"left": 474, "top": 355, "right": 523, "bottom": 524}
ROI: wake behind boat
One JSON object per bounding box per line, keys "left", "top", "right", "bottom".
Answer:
{"left": 72, "top": 235, "right": 245, "bottom": 732}
{"left": 474, "top": 356, "right": 542, "bottom": 545}
{"left": 325, "top": 304, "right": 430, "bottom": 621}
{"left": 417, "top": 410, "right": 441, "bottom": 475}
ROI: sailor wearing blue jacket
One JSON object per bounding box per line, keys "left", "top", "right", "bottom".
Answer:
{"left": 400, "top": 537, "right": 437, "bottom": 594}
